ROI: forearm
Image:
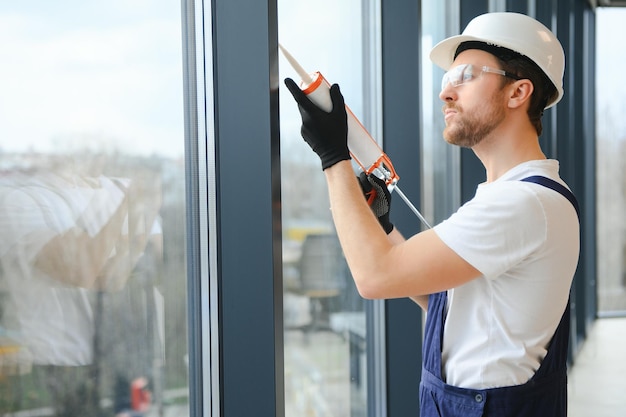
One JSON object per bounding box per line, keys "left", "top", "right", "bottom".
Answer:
{"left": 324, "top": 161, "right": 418, "bottom": 299}
{"left": 34, "top": 197, "right": 128, "bottom": 287}
{"left": 324, "top": 161, "right": 397, "bottom": 297}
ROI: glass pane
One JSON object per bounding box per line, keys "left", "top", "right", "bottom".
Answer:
{"left": 0, "top": 2, "right": 190, "bottom": 416}
{"left": 420, "top": 0, "right": 460, "bottom": 224}
{"left": 596, "top": 8, "right": 626, "bottom": 317}
{"left": 278, "top": 2, "right": 377, "bottom": 416}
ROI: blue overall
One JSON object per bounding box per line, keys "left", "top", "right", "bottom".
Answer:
{"left": 419, "top": 176, "right": 580, "bottom": 417}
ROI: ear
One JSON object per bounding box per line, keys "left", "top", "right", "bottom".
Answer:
{"left": 507, "top": 79, "right": 534, "bottom": 109}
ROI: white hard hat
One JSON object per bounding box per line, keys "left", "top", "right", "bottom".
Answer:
{"left": 430, "top": 12, "right": 565, "bottom": 108}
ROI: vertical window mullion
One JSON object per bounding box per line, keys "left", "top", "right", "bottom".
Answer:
{"left": 211, "top": 0, "right": 283, "bottom": 416}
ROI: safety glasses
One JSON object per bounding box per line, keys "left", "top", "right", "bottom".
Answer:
{"left": 441, "top": 64, "right": 521, "bottom": 91}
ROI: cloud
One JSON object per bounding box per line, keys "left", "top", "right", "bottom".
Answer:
{"left": 0, "top": 4, "right": 183, "bottom": 156}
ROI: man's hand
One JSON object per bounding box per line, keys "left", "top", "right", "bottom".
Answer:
{"left": 358, "top": 172, "right": 393, "bottom": 234}
{"left": 284, "top": 78, "right": 351, "bottom": 170}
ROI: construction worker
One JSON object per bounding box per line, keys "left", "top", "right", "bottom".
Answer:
{"left": 284, "top": 12, "right": 579, "bottom": 417}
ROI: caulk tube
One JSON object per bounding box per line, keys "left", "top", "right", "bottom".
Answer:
{"left": 297, "top": 72, "right": 400, "bottom": 188}
{"left": 280, "top": 45, "right": 430, "bottom": 228}
{"left": 297, "top": 74, "right": 431, "bottom": 229}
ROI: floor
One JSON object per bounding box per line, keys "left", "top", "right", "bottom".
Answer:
{"left": 567, "top": 317, "right": 626, "bottom": 416}
{"left": 4, "top": 318, "right": 624, "bottom": 417}
{"left": 88, "top": 317, "right": 626, "bottom": 417}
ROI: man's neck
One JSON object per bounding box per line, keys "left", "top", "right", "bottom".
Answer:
{"left": 473, "top": 127, "right": 546, "bottom": 183}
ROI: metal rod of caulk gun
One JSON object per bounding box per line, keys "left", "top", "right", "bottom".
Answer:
{"left": 393, "top": 185, "right": 432, "bottom": 229}
{"left": 370, "top": 165, "right": 432, "bottom": 229}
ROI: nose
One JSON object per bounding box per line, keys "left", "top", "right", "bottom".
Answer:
{"left": 439, "top": 82, "right": 457, "bottom": 102}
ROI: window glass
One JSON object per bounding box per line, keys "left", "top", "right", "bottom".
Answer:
{"left": 0, "top": 2, "right": 189, "bottom": 416}
{"left": 596, "top": 7, "right": 626, "bottom": 317}
{"left": 278, "top": 1, "right": 377, "bottom": 415}
{"left": 420, "top": 1, "right": 460, "bottom": 223}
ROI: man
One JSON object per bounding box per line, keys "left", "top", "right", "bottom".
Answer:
{"left": 285, "top": 12, "right": 579, "bottom": 417}
{"left": 0, "top": 158, "right": 162, "bottom": 416}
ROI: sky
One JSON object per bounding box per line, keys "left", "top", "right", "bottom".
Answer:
{"left": 0, "top": 1, "right": 362, "bottom": 159}
{"left": 1, "top": 3, "right": 622, "bottom": 156}
{"left": 0, "top": 1, "right": 184, "bottom": 157}
{"left": 277, "top": 0, "right": 366, "bottom": 158}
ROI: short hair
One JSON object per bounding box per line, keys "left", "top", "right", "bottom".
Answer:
{"left": 455, "top": 41, "right": 558, "bottom": 136}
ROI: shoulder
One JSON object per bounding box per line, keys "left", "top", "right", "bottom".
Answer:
{"left": 433, "top": 181, "right": 550, "bottom": 278}
{"left": 453, "top": 181, "right": 548, "bottom": 228}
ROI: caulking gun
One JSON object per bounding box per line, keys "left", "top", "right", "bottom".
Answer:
{"left": 279, "top": 44, "right": 431, "bottom": 229}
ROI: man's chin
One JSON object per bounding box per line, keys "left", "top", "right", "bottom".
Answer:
{"left": 442, "top": 128, "right": 457, "bottom": 145}
{"left": 443, "top": 131, "right": 475, "bottom": 149}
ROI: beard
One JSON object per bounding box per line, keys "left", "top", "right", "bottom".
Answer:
{"left": 442, "top": 93, "right": 506, "bottom": 148}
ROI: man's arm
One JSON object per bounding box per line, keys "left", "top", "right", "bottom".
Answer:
{"left": 284, "top": 79, "right": 480, "bottom": 303}
{"left": 324, "top": 161, "right": 480, "bottom": 300}
{"left": 386, "top": 228, "right": 429, "bottom": 311}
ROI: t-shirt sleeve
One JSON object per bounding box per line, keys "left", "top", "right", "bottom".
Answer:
{"left": 433, "top": 184, "right": 547, "bottom": 279}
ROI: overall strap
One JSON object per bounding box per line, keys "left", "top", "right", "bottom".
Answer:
{"left": 520, "top": 175, "right": 580, "bottom": 220}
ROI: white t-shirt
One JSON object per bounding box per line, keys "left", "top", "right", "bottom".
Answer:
{"left": 0, "top": 174, "right": 124, "bottom": 366}
{"left": 433, "top": 160, "right": 580, "bottom": 389}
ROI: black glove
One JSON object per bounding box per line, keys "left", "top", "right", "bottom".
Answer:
{"left": 284, "top": 78, "right": 351, "bottom": 170}
{"left": 358, "top": 172, "right": 393, "bottom": 234}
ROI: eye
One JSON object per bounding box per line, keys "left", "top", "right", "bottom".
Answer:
{"left": 449, "top": 65, "right": 468, "bottom": 87}
{"left": 461, "top": 64, "right": 476, "bottom": 83}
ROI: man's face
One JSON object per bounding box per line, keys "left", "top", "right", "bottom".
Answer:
{"left": 439, "top": 49, "right": 508, "bottom": 148}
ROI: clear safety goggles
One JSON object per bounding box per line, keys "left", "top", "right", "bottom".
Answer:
{"left": 441, "top": 64, "right": 521, "bottom": 91}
